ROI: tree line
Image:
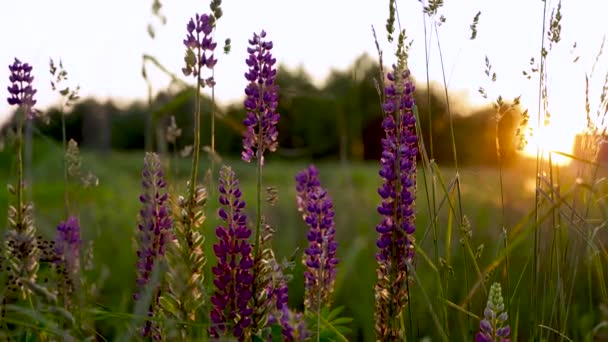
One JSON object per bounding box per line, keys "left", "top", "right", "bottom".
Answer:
{"left": 7, "top": 54, "right": 524, "bottom": 166}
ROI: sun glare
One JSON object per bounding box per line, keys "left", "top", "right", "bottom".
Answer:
{"left": 521, "top": 122, "right": 581, "bottom": 165}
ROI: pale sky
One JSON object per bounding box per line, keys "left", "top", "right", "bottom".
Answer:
{"left": 1, "top": 0, "right": 607, "bottom": 154}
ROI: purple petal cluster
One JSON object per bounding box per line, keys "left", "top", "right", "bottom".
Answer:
{"left": 54, "top": 216, "right": 81, "bottom": 274}
{"left": 273, "top": 278, "right": 289, "bottom": 311}
{"left": 295, "top": 165, "right": 321, "bottom": 214}
{"left": 295, "top": 165, "right": 338, "bottom": 311}
{"left": 211, "top": 166, "right": 254, "bottom": 340}
{"left": 182, "top": 13, "right": 217, "bottom": 86}
{"left": 376, "top": 66, "right": 417, "bottom": 263}
{"left": 134, "top": 153, "right": 172, "bottom": 301}
{"left": 7, "top": 58, "right": 37, "bottom": 119}
{"left": 241, "top": 30, "right": 280, "bottom": 164}
{"left": 267, "top": 307, "right": 310, "bottom": 342}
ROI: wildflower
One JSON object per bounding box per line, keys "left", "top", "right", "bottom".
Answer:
{"left": 476, "top": 283, "right": 511, "bottom": 342}
{"left": 295, "top": 165, "right": 338, "bottom": 312}
{"left": 54, "top": 216, "right": 81, "bottom": 309}
{"left": 133, "top": 153, "right": 171, "bottom": 340}
{"left": 374, "top": 64, "right": 418, "bottom": 340}
{"left": 134, "top": 153, "right": 171, "bottom": 298}
{"left": 182, "top": 13, "right": 217, "bottom": 86}
{"left": 267, "top": 306, "right": 309, "bottom": 342}
{"left": 55, "top": 217, "right": 81, "bottom": 276}
{"left": 241, "top": 30, "right": 280, "bottom": 164}
{"left": 159, "top": 183, "right": 207, "bottom": 337}
{"left": 210, "top": 166, "right": 254, "bottom": 340}
{"left": 7, "top": 58, "right": 38, "bottom": 119}
{"left": 295, "top": 165, "right": 321, "bottom": 214}
{"left": 2, "top": 58, "right": 39, "bottom": 300}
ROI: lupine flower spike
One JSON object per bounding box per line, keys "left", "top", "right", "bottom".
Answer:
{"left": 182, "top": 13, "right": 217, "bottom": 86}
{"left": 54, "top": 216, "right": 81, "bottom": 308}
{"left": 210, "top": 166, "right": 254, "bottom": 340}
{"left": 134, "top": 153, "right": 172, "bottom": 340}
{"left": 181, "top": 12, "right": 217, "bottom": 209}
{"left": 476, "top": 283, "right": 511, "bottom": 342}
{"left": 241, "top": 30, "right": 280, "bottom": 333}
{"left": 265, "top": 259, "right": 307, "bottom": 342}
{"left": 157, "top": 15, "right": 214, "bottom": 336}
{"left": 267, "top": 306, "right": 310, "bottom": 341}
{"left": 241, "top": 30, "right": 279, "bottom": 165}
{"left": 7, "top": 58, "right": 38, "bottom": 119}
{"left": 2, "top": 58, "right": 40, "bottom": 300}
{"left": 374, "top": 63, "right": 418, "bottom": 340}
{"left": 296, "top": 165, "right": 338, "bottom": 312}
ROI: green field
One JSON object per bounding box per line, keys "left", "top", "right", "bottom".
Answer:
{"left": 4, "top": 139, "right": 603, "bottom": 341}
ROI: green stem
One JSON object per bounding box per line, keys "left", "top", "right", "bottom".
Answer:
{"left": 253, "top": 149, "right": 263, "bottom": 262}
{"left": 209, "top": 69, "right": 216, "bottom": 195}
{"left": 189, "top": 52, "right": 202, "bottom": 215}
{"left": 16, "top": 107, "right": 24, "bottom": 230}
{"left": 252, "top": 78, "right": 266, "bottom": 266}
{"left": 533, "top": 1, "right": 549, "bottom": 336}
{"left": 434, "top": 24, "right": 458, "bottom": 170}
{"left": 61, "top": 108, "right": 69, "bottom": 217}
{"left": 317, "top": 246, "right": 324, "bottom": 342}
{"left": 496, "top": 120, "right": 510, "bottom": 309}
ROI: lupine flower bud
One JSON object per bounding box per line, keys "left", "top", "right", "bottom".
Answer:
{"left": 374, "top": 64, "right": 418, "bottom": 341}
{"left": 296, "top": 165, "right": 338, "bottom": 312}
{"left": 241, "top": 30, "right": 280, "bottom": 164}
{"left": 133, "top": 153, "right": 171, "bottom": 340}
{"left": 476, "top": 282, "right": 511, "bottom": 342}
{"left": 7, "top": 58, "right": 38, "bottom": 119}
{"left": 210, "top": 166, "right": 254, "bottom": 340}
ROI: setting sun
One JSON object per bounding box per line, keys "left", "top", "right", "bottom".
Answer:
{"left": 521, "top": 122, "right": 581, "bottom": 165}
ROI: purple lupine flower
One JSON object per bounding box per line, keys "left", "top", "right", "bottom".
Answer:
{"left": 374, "top": 64, "right": 418, "bottom": 340}
{"left": 266, "top": 307, "right": 308, "bottom": 342}
{"left": 210, "top": 166, "right": 254, "bottom": 341}
{"left": 54, "top": 216, "right": 82, "bottom": 309}
{"left": 376, "top": 66, "right": 417, "bottom": 262}
{"left": 55, "top": 216, "right": 81, "bottom": 275}
{"left": 241, "top": 30, "right": 280, "bottom": 164}
{"left": 133, "top": 153, "right": 171, "bottom": 340}
{"left": 296, "top": 165, "right": 338, "bottom": 312}
{"left": 295, "top": 165, "right": 321, "bottom": 215}
{"left": 476, "top": 283, "right": 511, "bottom": 342}
{"left": 182, "top": 13, "right": 217, "bottom": 87}
{"left": 265, "top": 271, "right": 292, "bottom": 339}
{"left": 7, "top": 58, "right": 38, "bottom": 119}
{"left": 134, "top": 153, "right": 172, "bottom": 300}
{"left": 278, "top": 307, "right": 310, "bottom": 342}
{"left": 273, "top": 278, "right": 289, "bottom": 311}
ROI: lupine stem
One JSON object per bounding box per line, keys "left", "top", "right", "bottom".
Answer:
{"left": 61, "top": 109, "right": 70, "bottom": 216}
{"left": 16, "top": 108, "right": 24, "bottom": 229}
{"left": 189, "top": 60, "right": 202, "bottom": 215}
{"left": 252, "top": 76, "right": 267, "bottom": 266}
{"left": 253, "top": 144, "right": 263, "bottom": 269}
{"left": 210, "top": 68, "right": 216, "bottom": 193}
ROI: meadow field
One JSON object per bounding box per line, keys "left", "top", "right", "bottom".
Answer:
{"left": 3, "top": 138, "right": 606, "bottom": 341}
